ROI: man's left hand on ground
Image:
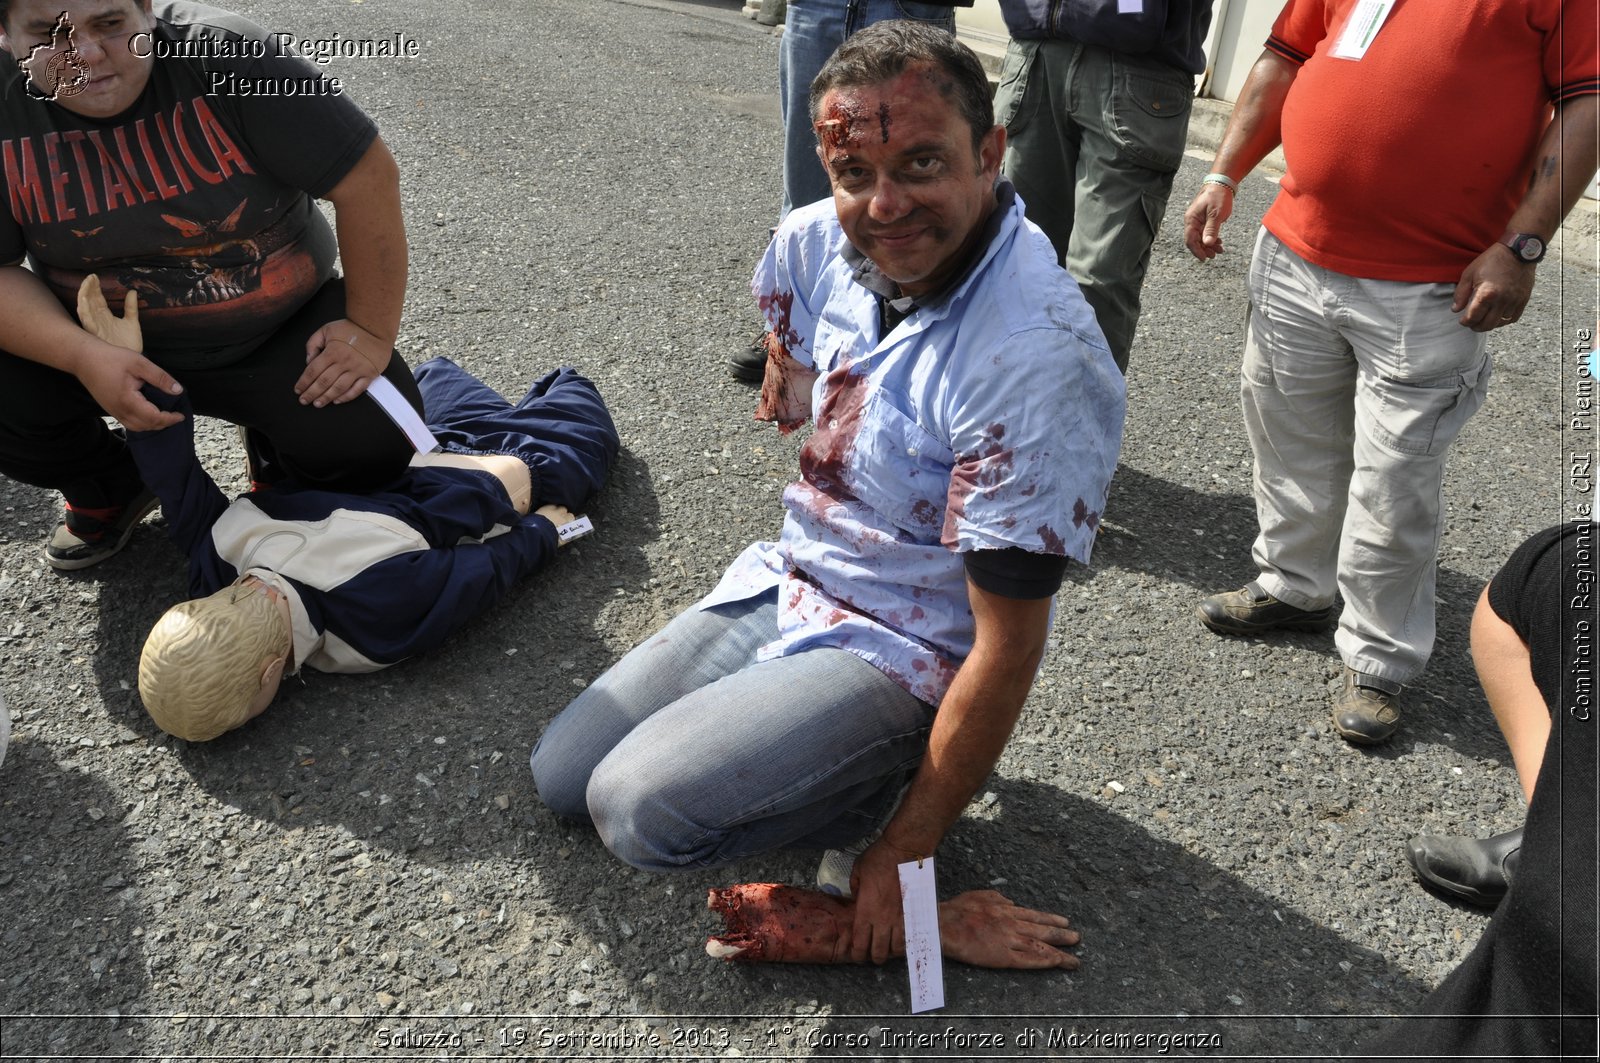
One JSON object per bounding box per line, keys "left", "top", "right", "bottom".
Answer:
{"left": 1453, "top": 246, "right": 1537, "bottom": 332}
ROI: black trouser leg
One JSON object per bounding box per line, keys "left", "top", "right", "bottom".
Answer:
{"left": 0, "top": 350, "right": 144, "bottom": 508}
{"left": 179, "top": 279, "right": 422, "bottom": 492}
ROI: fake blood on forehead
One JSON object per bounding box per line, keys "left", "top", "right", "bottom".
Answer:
{"left": 816, "top": 95, "right": 867, "bottom": 157}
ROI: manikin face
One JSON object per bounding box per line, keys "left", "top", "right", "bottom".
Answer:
{"left": 815, "top": 66, "right": 1004, "bottom": 300}
{"left": 0, "top": 0, "right": 156, "bottom": 118}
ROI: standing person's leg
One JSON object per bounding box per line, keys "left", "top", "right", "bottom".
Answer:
{"left": 996, "top": 39, "right": 1082, "bottom": 269}
{"left": 1331, "top": 278, "right": 1489, "bottom": 741}
{"left": 1060, "top": 48, "right": 1193, "bottom": 373}
{"left": 1199, "top": 230, "right": 1353, "bottom": 633}
{"left": 181, "top": 279, "right": 424, "bottom": 492}
{"left": 779, "top": 0, "right": 848, "bottom": 217}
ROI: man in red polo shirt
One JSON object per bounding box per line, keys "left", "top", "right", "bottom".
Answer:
{"left": 1183, "top": 0, "right": 1598, "bottom": 745}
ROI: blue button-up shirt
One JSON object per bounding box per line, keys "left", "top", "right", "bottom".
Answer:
{"left": 701, "top": 189, "right": 1126, "bottom": 707}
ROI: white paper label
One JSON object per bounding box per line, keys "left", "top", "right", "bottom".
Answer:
{"left": 899, "top": 858, "right": 944, "bottom": 1014}
{"left": 556, "top": 515, "right": 595, "bottom": 544}
{"left": 368, "top": 376, "right": 439, "bottom": 453}
{"left": 1118, "top": 0, "right": 1144, "bottom": 12}
{"left": 1330, "top": 0, "right": 1395, "bottom": 60}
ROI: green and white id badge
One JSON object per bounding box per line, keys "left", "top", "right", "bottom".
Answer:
{"left": 1331, "top": 0, "right": 1396, "bottom": 60}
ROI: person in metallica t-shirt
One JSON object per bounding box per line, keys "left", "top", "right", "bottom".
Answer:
{"left": 0, "top": 0, "right": 421, "bottom": 570}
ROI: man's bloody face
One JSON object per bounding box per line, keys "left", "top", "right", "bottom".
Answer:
{"left": 816, "top": 66, "right": 1003, "bottom": 300}
{"left": 1, "top": 0, "right": 155, "bottom": 118}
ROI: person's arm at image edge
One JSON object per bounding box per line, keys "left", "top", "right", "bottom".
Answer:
{"left": 1470, "top": 584, "right": 1550, "bottom": 805}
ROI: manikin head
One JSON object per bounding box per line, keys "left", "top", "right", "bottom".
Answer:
{"left": 139, "top": 575, "right": 293, "bottom": 742}
{"left": 808, "top": 20, "right": 1003, "bottom": 301}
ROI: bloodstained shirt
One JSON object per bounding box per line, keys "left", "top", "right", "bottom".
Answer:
{"left": 702, "top": 188, "right": 1126, "bottom": 707}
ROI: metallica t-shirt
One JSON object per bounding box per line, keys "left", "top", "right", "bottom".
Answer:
{"left": 0, "top": 1, "right": 378, "bottom": 368}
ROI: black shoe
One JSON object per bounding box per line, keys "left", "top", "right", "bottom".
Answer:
{"left": 1331, "top": 668, "right": 1401, "bottom": 745}
{"left": 1405, "top": 827, "right": 1523, "bottom": 907}
{"left": 1196, "top": 582, "right": 1337, "bottom": 635}
{"left": 729, "top": 330, "right": 769, "bottom": 383}
{"left": 45, "top": 487, "right": 160, "bottom": 571}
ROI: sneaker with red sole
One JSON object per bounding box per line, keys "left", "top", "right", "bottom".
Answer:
{"left": 45, "top": 487, "right": 160, "bottom": 571}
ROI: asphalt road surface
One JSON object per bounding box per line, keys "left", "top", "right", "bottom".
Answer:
{"left": 0, "top": 1, "right": 1594, "bottom": 1059}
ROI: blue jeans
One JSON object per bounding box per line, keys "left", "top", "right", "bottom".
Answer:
{"left": 779, "top": 0, "right": 957, "bottom": 216}
{"left": 530, "top": 587, "right": 934, "bottom": 871}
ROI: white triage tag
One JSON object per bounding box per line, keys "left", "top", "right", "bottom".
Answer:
{"left": 556, "top": 515, "right": 595, "bottom": 544}
{"left": 1330, "top": 0, "right": 1395, "bottom": 60}
{"left": 368, "top": 376, "right": 439, "bottom": 453}
{"left": 1118, "top": 0, "right": 1143, "bottom": 12}
{"left": 899, "top": 858, "right": 944, "bottom": 1013}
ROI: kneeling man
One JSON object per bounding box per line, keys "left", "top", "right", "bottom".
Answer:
{"left": 532, "top": 22, "right": 1124, "bottom": 968}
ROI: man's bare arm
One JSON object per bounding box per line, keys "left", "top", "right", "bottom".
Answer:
{"left": 1454, "top": 95, "right": 1600, "bottom": 331}
{"left": 848, "top": 578, "right": 1052, "bottom": 964}
{"left": 1183, "top": 49, "right": 1299, "bottom": 260}
{"left": 297, "top": 138, "right": 408, "bottom": 406}
{"left": 1470, "top": 585, "right": 1549, "bottom": 804}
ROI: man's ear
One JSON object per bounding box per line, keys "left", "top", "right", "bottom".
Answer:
{"left": 979, "top": 124, "right": 1006, "bottom": 181}
{"left": 0, "top": 33, "right": 13, "bottom": 58}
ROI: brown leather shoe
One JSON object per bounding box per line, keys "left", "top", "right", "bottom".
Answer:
{"left": 1331, "top": 669, "right": 1400, "bottom": 745}
{"left": 1196, "top": 582, "right": 1336, "bottom": 635}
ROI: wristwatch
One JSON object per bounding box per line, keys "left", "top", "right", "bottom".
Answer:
{"left": 1499, "top": 231, "right": 1547, "bottom": 264}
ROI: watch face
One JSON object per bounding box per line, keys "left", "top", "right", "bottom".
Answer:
{"left": 1518, "top": 236, "right": 1544, "bottom": 261}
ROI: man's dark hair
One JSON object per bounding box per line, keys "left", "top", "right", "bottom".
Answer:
{"left": 808, "top": 20, "right": 994, "bottom": 153}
